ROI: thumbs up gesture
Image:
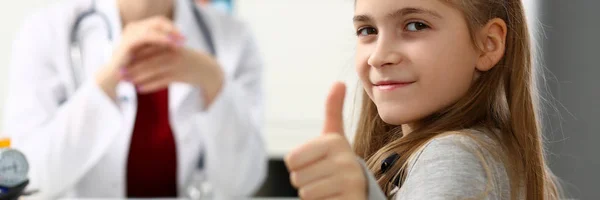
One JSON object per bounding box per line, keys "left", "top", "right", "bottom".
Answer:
{"left": 284, "top": 82, "right": 367, "bottom": 200}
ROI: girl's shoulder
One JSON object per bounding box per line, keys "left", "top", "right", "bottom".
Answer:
{"left": 394, "top": 129, "right": 511, "bottom": 199}
{"left": 417, "top": 128, "right": 504, "bottom": 159}
{"left": 407, "top": 128, "right": 504, "bottom": 168}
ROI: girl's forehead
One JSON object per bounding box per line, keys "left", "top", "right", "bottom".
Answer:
{"left": 354, "top": 0, "right": 452, "bottom": 16}
{"left": 356, "top": 0, "right": 441, "bottom": 8}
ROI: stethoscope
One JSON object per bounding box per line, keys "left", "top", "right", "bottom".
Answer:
{"left": 69, "top": 0, "right": 216, "bottom": 89}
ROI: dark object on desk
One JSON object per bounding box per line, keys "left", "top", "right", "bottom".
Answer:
{"left": 254, "top": 159, "right": 297, "bottom": 197}
{"left": 0, "top": 179, "right": 28, "bottom": 200}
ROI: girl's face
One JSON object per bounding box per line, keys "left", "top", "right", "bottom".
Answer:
{"left": 354, "top": 0, "right": 480, "bottom": 126}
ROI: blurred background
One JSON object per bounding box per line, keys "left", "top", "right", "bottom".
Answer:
{"left": 538, "top": 1, "right": 600, "bottom": 199}
{"left": 0, "top": 0, "right": 597, "bottom": 199}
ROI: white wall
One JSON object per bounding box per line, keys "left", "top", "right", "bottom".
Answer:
{"left": 0, "top": 0, "right": 538, "bottom": 157}
{"left": 236, "top": 0, "right": 359, "bottom": 157}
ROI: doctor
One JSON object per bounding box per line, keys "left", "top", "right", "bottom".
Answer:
{"left": 2, "top": 0, "right": 266, "bottom": 198}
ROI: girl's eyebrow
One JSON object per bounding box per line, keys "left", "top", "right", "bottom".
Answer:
{"left": 353, "top": 7, "right": 443, "bottom": 23}
{"left": 388, "top": 7, "right": 443, "bottom": 19}
{"left": 353, "top": 15, "right": 372, "bottom": 23}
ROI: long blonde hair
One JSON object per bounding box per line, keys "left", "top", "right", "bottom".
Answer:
{"left": 352, "top": 0, "right": 560, "bottom": 199}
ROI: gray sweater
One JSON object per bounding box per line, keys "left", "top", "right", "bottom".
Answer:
{"left": 364, "top": 133, "right": 511, "bottom": 200}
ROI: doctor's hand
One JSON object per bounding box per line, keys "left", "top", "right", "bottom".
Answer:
{"left": 124, "top": 46, "right": 224, "bottom": 108}
{"left": 96, "top": 16, "right": 183, "bottom": 100}
{"left": 284, "top": 83, "right": 367, "bottom": 200}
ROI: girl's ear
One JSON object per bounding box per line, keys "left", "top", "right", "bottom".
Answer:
{"left": 476, "top": 18, "right": 507, "bottom": 72}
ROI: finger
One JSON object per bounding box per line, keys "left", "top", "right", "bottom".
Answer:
{"left": 137, "top": 75, "right": 174, "bottom": 94}
{"left": 129, "top": 63, "right": 174, "bottom": 86}
{"left": 290, "top": 158, "right": 334, "bottom": 188}
{"left": 126, "top": 52, "right": 174, "bottom": 75}
{"left": 298, "top": 176, "right": 342, "bottom": 200}
{"left": 131, "top": 45, "right": 172, "bottom": 65}
{"left": 322, "top": 82, "right": 346, "bottom": 135}
{"left": 146, "top": 16, "right": 186, "bottom": 42}
{"left": 144, "top": 16, "right": 178, "bottom": 35}
{"left": 128, "top": 30, "right": 180, "bottom": 53}
{"left": 127, "top": 57, "right": 175, "bottom": 85}
{"left": 285, "top": 137, "right": 330, "bottom": 171}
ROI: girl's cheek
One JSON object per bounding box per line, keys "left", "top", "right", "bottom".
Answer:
{"left": 355, "top": 56, "right": 370, "bottom": 78}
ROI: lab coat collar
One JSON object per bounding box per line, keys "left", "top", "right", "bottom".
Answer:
{"left": 95, "top": 0, "right": 207, "bottom": 113}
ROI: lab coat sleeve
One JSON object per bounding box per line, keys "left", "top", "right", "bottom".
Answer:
{"left": 196, "top": 25, "right": 267, "bottom": 196}
{"left": 2, "top": 14, "right": 123, "bottom": 199}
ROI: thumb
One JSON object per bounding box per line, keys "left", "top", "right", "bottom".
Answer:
{"left": 322, "top": 82, "right": 347, "bottom": 135}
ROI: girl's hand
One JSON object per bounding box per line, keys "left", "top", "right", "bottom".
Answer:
{"left": 285, "top": 83, "right": 367, "bottom": 200}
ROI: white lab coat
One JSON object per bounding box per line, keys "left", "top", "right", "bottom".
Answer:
{"left": 2, "top": 0, "right": 266, "bottom": 198}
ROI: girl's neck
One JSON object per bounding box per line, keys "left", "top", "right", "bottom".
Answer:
{"left": 401, "top": 123, "right": 418, "bottom": 136}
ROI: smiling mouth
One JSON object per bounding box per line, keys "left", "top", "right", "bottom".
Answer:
{"left": 373, "top": 81, "right": 415, "bottom": 91}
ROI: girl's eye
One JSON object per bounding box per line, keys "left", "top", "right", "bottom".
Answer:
{"left": 356, "top": 27, "right": 378, "bottom": 36}
{"left": 406, "top": 22, "right": 430, "bottom": 32}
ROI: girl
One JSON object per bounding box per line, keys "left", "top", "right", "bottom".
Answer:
{"left": 285, "top": 0, "right": 561, "bottom": 199}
